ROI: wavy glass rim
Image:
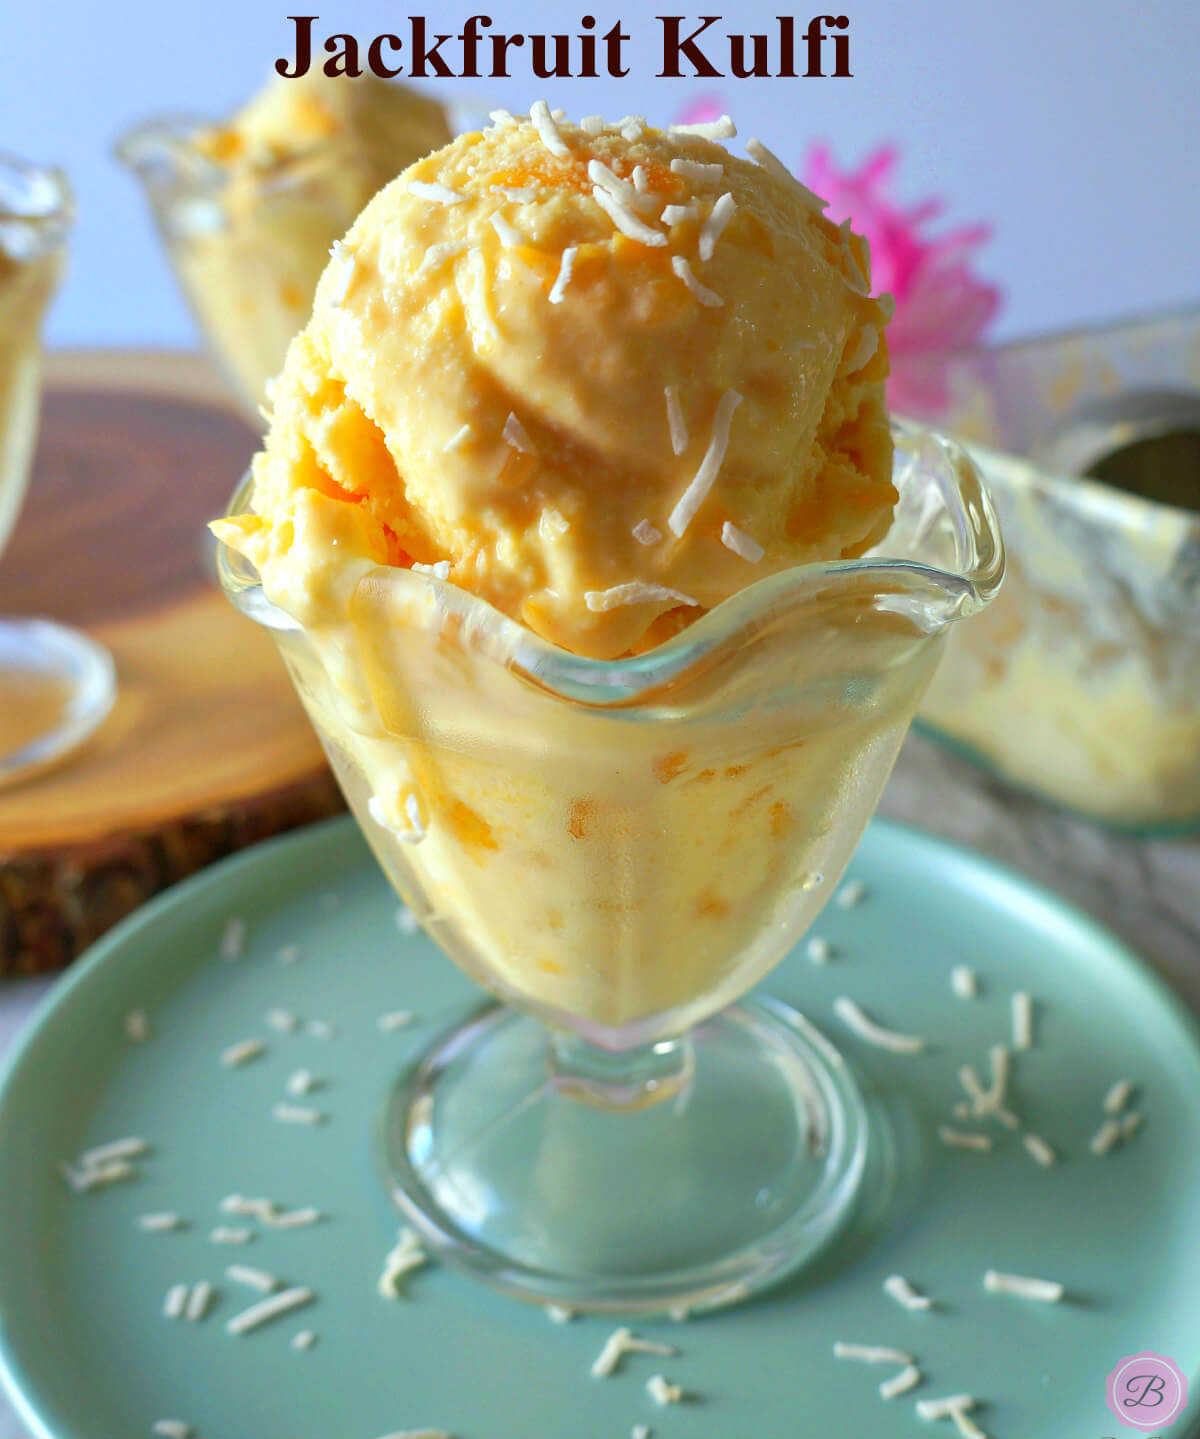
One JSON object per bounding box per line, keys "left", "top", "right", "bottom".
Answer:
{"left": 0, "top": 153, "right": 73, "bottom": 256}
{"left": 216, "top": 420, "right": 1003, "bottom": 705}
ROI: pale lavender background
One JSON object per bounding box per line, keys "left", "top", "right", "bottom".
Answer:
{"left": 2, "top": 0, "right": 1199, "bottom": 348}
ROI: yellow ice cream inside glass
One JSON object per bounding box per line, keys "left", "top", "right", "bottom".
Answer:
{"left": 215, "top": 108, "right": 906, "bottom": 1031}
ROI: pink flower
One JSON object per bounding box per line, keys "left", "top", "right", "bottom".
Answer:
{"left": 674, "top": 95, "right": 728, "bottom": 127}
{"left": 802, "top": 145, "right": 1002, "bottom": 413}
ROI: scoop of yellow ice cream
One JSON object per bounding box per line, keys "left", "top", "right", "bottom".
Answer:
{"left": 195, "top": 70, "right": 451, "bottom": 215}
{"left": 224, "top": 109, "right": 894, "bottom": 658}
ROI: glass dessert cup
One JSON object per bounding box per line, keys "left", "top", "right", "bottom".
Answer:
{"left": 116, "top": 115, "right": 345, "bottom": 421}
{"left": 116, "top": 100, "right": 458, "bottom": 422}
{"left": 0, "top": 154, "right": 115, "bottom": 787}
{"left": 216, "top": 423, "right": 1002, "bottom": 1312}
{"left": 903, "top": 306, "right": 1200, "bottom": 832}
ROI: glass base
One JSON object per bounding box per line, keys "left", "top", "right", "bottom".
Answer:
{"left": 384, "top": 995, "right": 868, "bottom": 1315}
{"left": 0, "top": 618, "right": 116, "bottom": 788}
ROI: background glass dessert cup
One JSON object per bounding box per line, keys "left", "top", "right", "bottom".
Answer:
{"left": 0, "top": 153, "right": 115, "bottom": 786}
{"left": 115, "top": 78, "right": 452, "bottom": 419}
{"left": 903, "top": 306, "right": 1200, "bottom": 832}
{"left": 217, "top": 421, "right": 1002, "bottom": 1312}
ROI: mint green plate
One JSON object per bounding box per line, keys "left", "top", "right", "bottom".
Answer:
{"left": 1, "top": 816, "right": 1199, "bottom": 1439}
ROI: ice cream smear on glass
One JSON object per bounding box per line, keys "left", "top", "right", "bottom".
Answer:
{"left": 214, "top": 106, "right": 915, "bottom": 1034}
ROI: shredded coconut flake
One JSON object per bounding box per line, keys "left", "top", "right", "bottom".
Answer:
{"left": 378, "top": 1226, "right": 428, "bottom": 1298}
{"left": 1104, "top": 1079, "right": 1134, "bottom": 1114}
{"left": 79, "top": 1137, "right": 148, "bottom": 1169}
{"left": 671, "top": 116, "right": 736, "bottom": 140}
{"left": 884, "top": 1274, "right": 932, "bottom": 1311}
{"left": 661, "top": 203, "right": 700, "bottom": 225}
{"left": 664, "top": 385, "right": 688, "bottom": 456}
{"left": 633, "top": 519, "right": 663, "bottom": 546}
{"left": 585, "top": 582, "right": 698, "bottom": 613}
{"left": 406, "top": 179, "right": 465, "bottom": 205}
{"left": 917, "top": 1394, "right": 978, "bottom": 1423}
{"left": 621, "top": 118, "right": 644, "bottom": 141}
{"left": 401, "top": 791, "right": 425, "bottom": 845}
{"left": 588, "top": 158, "right": 655, "bottom": 213}
{"left": 668, "top": 388, "right": 742, "bottom": 536}
{"left": 592, "top": 184, "right": 666, "bottom": 245}
{"left": 530, "top": 99, "right": 570, "bottom": 158}
{"left": 1090, "top": 1117, "right": 1123, "bottom": 1155}
{"left": 632, "top": 164, "right": 650, "bottom": 192}
{"left": 210, "top": 1227, "right": 253, "bottom": 1245}
{"left": 411, "top": 560, "right": 451, "bottom": 580}
{"left": 152, "top": 1422, "right": 192, "bottom": 1439}
{"left": 163, "top": 1283, "right": 189, "bottom": 1319}
{"left": 378, "top": 1010, "right": 414, "bottom": 1032}
{"left": 721, "top": 521, "right": 764, "bottom": 562}
{"left": 806, "top": 935, "right": 832, "bottom": 964}
{"left": 125, "top": 1008, "right": 150, "bottom": 1042}
{"left": 395, "top": 904, "right": 421, "bottom": 934}
{"left": 1011, "top": 991, "right": 1034, "bottom": 1049}
{"left": 545, "top": 1303, "right": 575, "bottom": 1323}
{"left": 185, "top": 1281, "right": 213, "bottom": 1322}
{"left": 548, "top": 245, "right": 577, "bottom": 304}
{"left": 951, "top": 965, "right": 978, "bottom": 999}
{"left": 503, "top": 412, "right": 537, "bottom": 453}
{"left": 632, "top": 1428, "right": 651, "bottom": 1439}
{"left": 226, "top": 1285, "right": 314, "bottom": 1335}
{"left": 490, "top": 212, "right": 525, "bottom": 248}
{"left": 579, "top": 114, "right": 605, "bottom": 134}
{"left": 834, "top": 997, "right": 926, "bottom": 1054}
{"left": 646, "top": 1375, "right": 684, "bottom": 1406}
{"left": 1121, "top": 1111, "right": 1143, "bottom": 1140}
{"left": 292, "top": 1328, "right": 317, "bottom": 1350}
{"left": 220, "top": 917, "right": 246, "bottom": 960}
{"left": 273, "top": 1103, "right": 324, "bottom": 1125}
{"left": 670, "top": 157, "right": 723, "bottom": 183}
{"left": 1022, "top": 1133, "right": 1057, "bottom": 1168}
{"left": 221, "top": 1194, "right": 277, "bottom": 1220}
{"left": 836, "top": 878, "right": 868, "bottom": 908}
{"left": 939, "top": 1126, "right": 992, "bottom": 1152}
{"left": 139, "top": 1212, "right": 184, "bottom": 1233}
{"left": 698, "top": 192, "right": 736, "bottom": 262}
{"left": 745, "top": 138, "right": 828, "bottom": 212}
{"left": 592, "top": 1327, "right": 675, "bottom": 1377}
{"left": 327, "top": 241, "right": 357, "bottom": 308}
{"left": 227, "top": 1265, "right": 278, "bottom": 1293}
{"left": 221, "top": 1038, "right": 265, "bottom": 1069}
{"left": 671, "top": 254, "right": 723, "bottom": 307}
{"left": 286, "top": 1069, "right": 317, "bottom": 1097}
{"left": 266, "top": 1008, "right": 298, "bottom": 1033}
{"left": 270, "top": 1206, "right": 322, "bottom": 1229}
{"left": 833, "top": 1342, "right": 914, "bottom": 1365}
{"left": 983, "top": 1269, "right": 1064, "bottom": 1303}
{"left": 416, "top": 241, "right": 466, "bottom": 278}
{"left": 881, "top": 1364, "right": 923, "bottom": 1400}
{"left": 488, "top": 108, "right": 516, "bottom": 128}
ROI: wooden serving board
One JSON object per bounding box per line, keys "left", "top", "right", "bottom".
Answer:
{"left": 0, "top": 350, "right": 343, "bottom": 974}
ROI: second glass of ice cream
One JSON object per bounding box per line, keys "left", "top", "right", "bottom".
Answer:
{"left": 215, "top": 108, "right": 1003, "bottom": 1310}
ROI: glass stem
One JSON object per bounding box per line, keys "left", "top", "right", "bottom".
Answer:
{"left": 547, "top": 1029, "right": 695, "bottom": 1112}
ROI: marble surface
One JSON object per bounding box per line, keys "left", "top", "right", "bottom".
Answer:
{"left": 0, "top": 731, "right": 1196, "bottom": 1438}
